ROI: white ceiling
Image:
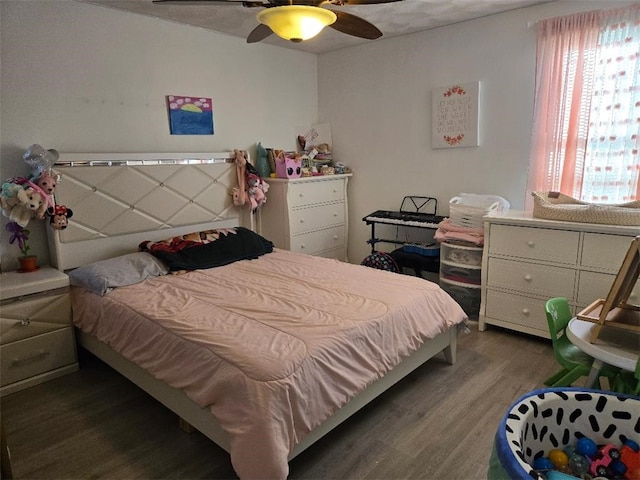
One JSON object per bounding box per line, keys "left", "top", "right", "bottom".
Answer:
{"left": 79, "top": 0, "right": 553, "bottom": 54}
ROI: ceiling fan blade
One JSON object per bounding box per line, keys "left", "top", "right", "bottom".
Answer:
{"left": 152, "top": 0, "right": 265, "bottom": 6}
{"left": 338, "top": 0, "right": 402, "bottom": 4}
{"left": 330, "top": 10, "right": 382, "bottom": 39}
{"left": 247, "top": 23, "right": 274, "bottom": 43}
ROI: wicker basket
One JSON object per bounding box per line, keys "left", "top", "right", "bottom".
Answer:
{"left": 532, "top": 191, "right": 640, "bottom": 226}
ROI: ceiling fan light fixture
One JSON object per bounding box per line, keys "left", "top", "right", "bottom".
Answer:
{"left": 257, "top": 5, "right": 337, "bottom": 43}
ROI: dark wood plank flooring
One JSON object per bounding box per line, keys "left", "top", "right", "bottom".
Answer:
{"left": 1, "top": 323, "right": 565, "bottom": 479}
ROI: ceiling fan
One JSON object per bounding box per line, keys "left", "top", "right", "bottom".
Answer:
{"left": 152, "top": 0, "right": 402, "bottom": 44}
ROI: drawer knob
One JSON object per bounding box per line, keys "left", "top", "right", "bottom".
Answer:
{"left": 300, "top": 244, "right": 305, "bottom": 249}
{"left": 522, "top": 308, "right": 530, "bottom": 315}
{"left": 299, "top": 193, "right": 304, "bottom": 197}
{"left": 300, "top": 219, "right": 305, "bottom": 223}
{"left": 333, "top": 212, "right": 337, "bottom": 217}
{"left": 333, "top": 235, "right": 338, "bottom": 240}
{"left": 524, "top": 274, "right": 533, "bottom": 282}
{"left": 527, "top": 240, "right": 535, "bottom": 247}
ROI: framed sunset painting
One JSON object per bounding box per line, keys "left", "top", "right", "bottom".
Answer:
{"left": 166, "top": 95, "right": 214, "bottom": 135}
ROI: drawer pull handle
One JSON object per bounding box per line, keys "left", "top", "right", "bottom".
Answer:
{"left": 527, "top": 240, "right": 535, "bottom": 247}
{"left": 11, "top": 350, "right": 50, "bottom": 368}
{"left": 522, "top": 308, "right": 530, "bottom": 315}
{"left": 524, "top": 274, "right": 533, "bottom": 282}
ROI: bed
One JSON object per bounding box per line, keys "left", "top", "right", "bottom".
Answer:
{"left": 47, "top": 152, "right": 468, "bottom": 479}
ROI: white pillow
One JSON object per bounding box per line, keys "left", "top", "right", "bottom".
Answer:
{"left": 69, "top": 252, "right": 169, "bottom": 296}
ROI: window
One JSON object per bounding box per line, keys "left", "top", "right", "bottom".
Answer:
{"left": 527, "top": 6, "right": 640, "bottom": 205}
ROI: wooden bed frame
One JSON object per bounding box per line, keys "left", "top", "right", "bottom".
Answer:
{"left": 48, "top": 152, "right": 459, "bottom": 464}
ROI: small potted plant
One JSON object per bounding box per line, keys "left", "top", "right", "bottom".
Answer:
{"left": 6, "top": 221, "right": 38, "bottom": 272}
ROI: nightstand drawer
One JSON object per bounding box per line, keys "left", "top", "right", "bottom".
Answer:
{"left": 1, "top": 328, "right": 76, "bottom": 387}
{"left": 1, "top": 289, "right": 71, "bottom": 344}
{"left": 486, "top": 258, "right": 576, "bottom": 298}
{"left": 290, "top": 202, "right": 345, "bottom": 234}
{"left": 488, "top": 225, "right": 580, "bottom": 265}
{"left": 288, "top": 179, "right": 345, "bottom": 207}
{"left": 291, "top": 226, "right": 345, "bottom": 255}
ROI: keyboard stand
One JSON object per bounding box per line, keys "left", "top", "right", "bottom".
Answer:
{"left": 362, "top": 196, "right": 445, "bottom": 276}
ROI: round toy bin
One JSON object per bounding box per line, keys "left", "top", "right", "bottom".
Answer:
{"left": 488, "top": 387, "right": 640, "bottom": 480}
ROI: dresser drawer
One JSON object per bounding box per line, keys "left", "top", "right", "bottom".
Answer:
{"left": 488, "top": 225, "right": 580, "bottom": 265}
{"left": 315, "top": 247, "right": 347, "bottom": 261}
{"left": 486, "top": 258, "right": 576, "bottom": 299}
{"left": 577, "top": 270, "right": 640, "bottom": 307}
{"left": 288, "top": 179, "right": 345, "bottom": 207}
{"left": 289, "top": 202, "right": 345, "bottom": 235}
{"left": 1, "top": 328, "right": 76, "bottom": 387}
{"left": 581, "top": 233, "right": 636, "bottom": 274}
{"left": 485, "top": 290, "right": 549, "bottom": 335}
{"left": 291, "top": 226, "right": 345, "bottom": 255}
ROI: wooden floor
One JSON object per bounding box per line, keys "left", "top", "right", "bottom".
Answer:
{"left": 1, "top": 323, "right": 566, "bottom": 480}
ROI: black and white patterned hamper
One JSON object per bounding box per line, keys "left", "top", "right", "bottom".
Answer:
{"left": 488, "top": 388, "right": 640, "bottom": 479}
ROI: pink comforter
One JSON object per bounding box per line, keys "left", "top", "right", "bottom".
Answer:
{"left": 71, "top": 249, "right": 467, "bottom": 479}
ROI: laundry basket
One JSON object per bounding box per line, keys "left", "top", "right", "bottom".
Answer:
{"left": 449, "top": 194, "right": 510, "bottom": 229}
{"left": 488, "top": 387, "right": 640, "bottom": 480}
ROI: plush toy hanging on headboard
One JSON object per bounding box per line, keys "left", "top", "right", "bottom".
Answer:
{"left": 232, "top": 149, "right": 269, "bottom": 212}
{"left": 0, "top": 144, "right": 72, "bottom": 230}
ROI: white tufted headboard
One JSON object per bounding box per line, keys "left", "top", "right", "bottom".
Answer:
{"left": 48, "top": 152, "right": 247, "bottom": 271}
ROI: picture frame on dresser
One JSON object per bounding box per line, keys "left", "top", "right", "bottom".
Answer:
{"left": 479, "top": 211, "right": 640, "bottom": 339}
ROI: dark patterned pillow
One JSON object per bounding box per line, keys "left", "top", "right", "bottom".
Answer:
{"left": 139, "top": 226, "right": 273, "bottom": 272}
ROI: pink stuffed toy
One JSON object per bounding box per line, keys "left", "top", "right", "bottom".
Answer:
{"left": 232, "top": 149, "right": 269, "bottom": 211}
{"left": 36, "top": 171, "right": 58, "bottom": 196}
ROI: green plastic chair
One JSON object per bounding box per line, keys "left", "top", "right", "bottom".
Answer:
{"left": 612, "top": 357, "right": 640, "bottom": 396}
{"left": 543, "top": 297, "right": 619, "bottom": 389}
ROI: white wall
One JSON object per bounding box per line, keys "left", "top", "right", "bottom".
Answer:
{"left": 318, "top": 1, "right": 633, "bottom": 265}
{"left": 0, "top": 0, "right": 318, "bottom": 271}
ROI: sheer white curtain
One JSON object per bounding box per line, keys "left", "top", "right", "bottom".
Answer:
{"left": 527, "top": 5, "right": 640, "bottom": 206}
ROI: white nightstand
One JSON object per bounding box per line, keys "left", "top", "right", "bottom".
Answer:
{"left": 0, "top": 266, "right": 79, "bottom": 396}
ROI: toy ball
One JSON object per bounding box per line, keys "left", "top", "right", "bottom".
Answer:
{"left": 568, "top": 453, "right": 590, "bottom": 476}
{"left": 549, "top": 449, "right": 569, "bottom": 470}
{"left": 533, "top": 457, "right": 554, "bottom": 470}
{"left": 576, "top": 437, "right": 598, "bottom": 457}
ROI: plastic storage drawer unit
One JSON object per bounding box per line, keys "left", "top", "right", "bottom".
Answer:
{"left": 440, "top": 278, "right": 481, "bottom": 318}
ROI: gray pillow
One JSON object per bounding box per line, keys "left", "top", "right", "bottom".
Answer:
{"left": 69, "top": 252, "right": 169, "bottom": 296}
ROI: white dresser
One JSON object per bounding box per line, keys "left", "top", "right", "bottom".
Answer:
{"left": 479, "top": 211, "right": 639, "bottom": 339}
{"left": 259, "top": 174, "right": 351, "bottom": 261}
{"left": 0, "top": 266, "right": 79, "bottom": 395}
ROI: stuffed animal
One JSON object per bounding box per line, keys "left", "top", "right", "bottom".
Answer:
{"left": 246, "top": 173, "right": 268, "bottom": 210}
{"left": 36, "top": 171, "right": 58, "bottom": 196}
{"left": 0, "top": 181, "right": 24, "bottom": 216}
{"left": 47, "top": 204, "right": 73, "bottom": 230}
{"left": 231, "top": 149, "right": 269, "bottom": 211}
{"left": 3, "top": 186, "right": 48, "bottom": 227}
